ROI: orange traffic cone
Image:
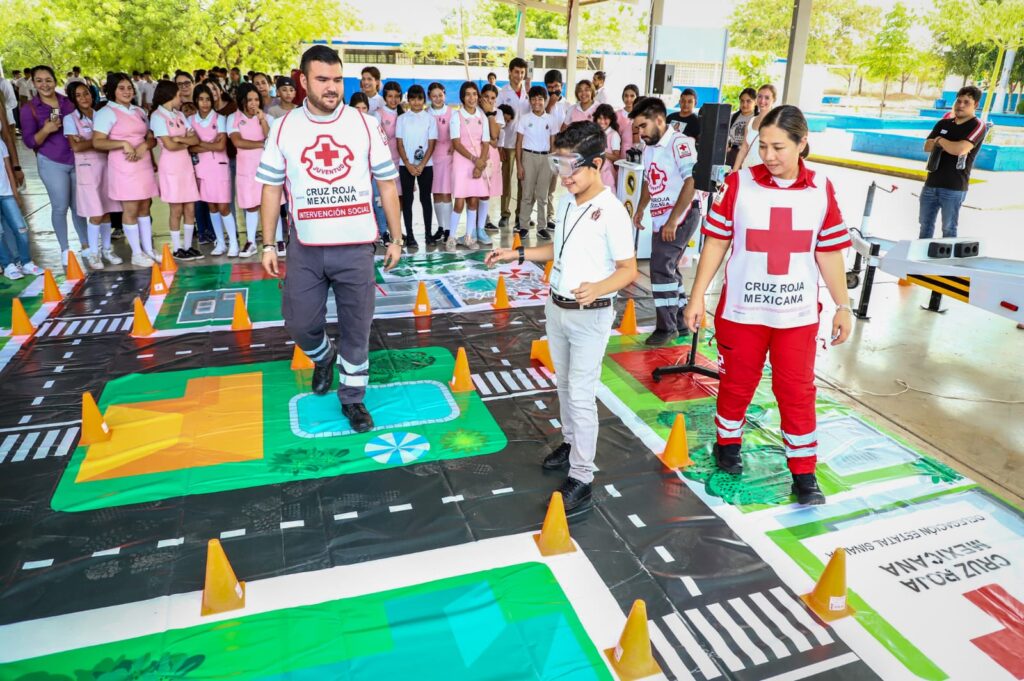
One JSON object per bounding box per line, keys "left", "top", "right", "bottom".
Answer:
{"left": 201, "top": 539, "right": 246, "bottom": 616}
{"left": 291, "top": 345, "right": 314, "bottom": 370}
{"left": 801, "top": 548, "right": 856, "bottom": 621}
{"left": 659, "top": 414, "right": 693, "bottom": 470}
{"left": 701, "top": 313, "right": 711, "bottom": 329}
{"left": 231, "top": 293, "right": 252, "bottom": 331}
{"left": 11, "top": 299, "right": 35, "bottom": 337}
{"left": 161, "top": 243, "right": 178, "bottom": 273}
{"left": 449, "top": 347, "right": 474, "bottom": 392}
{"left": 533, "top": 492, "right": 576, "bottom": 556}
{"left": 530, "top": 339, "right": 554, "bottom": 373}
{"left": 130, "top": 297, "right": 154, "bottom": 338}
{"left": 149, "top": 264, "right": 168, "bottom": 295}
{"left": 80, "top": 391, "right": 111, "bottom": 445}
{"left": 605, "top": 600, "right": 662, "bottom": 680}
{"left": 65, "top": 250, "right": 85, "bottom": 281}
{"left": 617, "top": 299, "right": 638, "bottom": 335}
{"left": 542, "top": 260, "right": 553, "bottom": 284}
{"left": 413, "top": 281, "right": 431, "bottom": 317}
{"left": 42, "top": 269, "right": 62, "bottom": 303}
{"left": 492, "top": 275, "right": 510, "bottom": 310}
{"left": 512, "top": 232, "right": 522, "bottom": 250}
{"left": 898, "top": 278, "right": 912, "bottom": 287}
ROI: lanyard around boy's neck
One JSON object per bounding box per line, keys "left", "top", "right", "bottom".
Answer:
{"left": 558, "top": 200, "right": 594, "bottom": 261}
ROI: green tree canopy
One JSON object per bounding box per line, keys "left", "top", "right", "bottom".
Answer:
{"left": 856, "top": 2, "right": 914, "bottom": 110}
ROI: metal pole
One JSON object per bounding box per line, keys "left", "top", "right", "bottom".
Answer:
{"left": 645, "top": 0, "right": 665, "bottom": 96}
{"left": 516, "top": 4, "right": 527, "bottom": 58}
{"left": 782, "top": 0, "right": 812, "bottom": 106}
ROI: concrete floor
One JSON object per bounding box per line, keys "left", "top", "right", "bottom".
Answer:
{"left": 8, "top": 138, "right": 1023, "bottom": 505}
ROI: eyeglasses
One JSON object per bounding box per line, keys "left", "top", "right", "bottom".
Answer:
{"left": 176, "top": 81, "right": 191, "bottom": 88}
{"left": 548, "top": 153, "right": 599, "bottom": 177}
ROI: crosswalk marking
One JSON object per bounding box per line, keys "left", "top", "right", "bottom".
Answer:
{"left": 36, "top": 314, "right": 132, "bottom": 337}
{"left": 527, "top": 367, "right": 550, "bottom": 387}
{"left": 684, "top": 608, "right": 745, "bottom": 672}
{"left": 79, "top": 319, "right": 95, "bottom": 334}
{"left": 749, "top": 592, "right": 812, "bottom": 652}
{"left": 484, "top": 371, "right": 504, "bottom": 394}
{"left": 56, "top": 427, "right": 79, "bottom": 456}
{"left": 727, "top": 597, "right": 791, "bottom": 660}
{"left": 33, "top": 429, "right": 60, "bottom": 460}
{"left": 94, "top": 319, "right": 108, "bottom": 333}
{"left": 12, "top": 432, "right": 41, "bottom": 462}
{"left": 680, "top": 576, "right": 702, "bottom": 597}
{"left": 65, "top": 321, "right": 80, "bottom": 335}
{"left": 649, "top": 619, "right": 696, "bottom": 681}
{"left": 0, "top": 426, "right": 80, "bottom": 464}
{"left": 769, "top": 587, "right": 833, "bottom": 647}
{"left": 0, "top": 434, "right": 19, "bottom": 463}
{"left": 760, "top": 653, "right": 860, "bottom": 681}
{"left": 473, "top": 369, "right": 557, "bottom": 400}
{"left": 661, "top": 613, "right": 721, "bottom": 679}
{"left": 334, "top": 511, "right": 359, "bottom": 520}
{"left": 707, "top": 602, "right": 769, "bottom": 666}
{"left": 471, "top": 374, "right": 492, "bottom": 395}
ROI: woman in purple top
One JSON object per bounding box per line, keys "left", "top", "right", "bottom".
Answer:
{"left": 20, "top": 65, "right": 89, "bottom": 267}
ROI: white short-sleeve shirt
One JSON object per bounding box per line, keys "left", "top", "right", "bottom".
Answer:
{"left": 62, "top": 112, "right": 80, "bottom": 137}
{"left": 448, "top": 108, "right": 491, "bottom": 144}
{"left": 149, "top": 107, "right": 192, "bottom": 137}
{"left": 368, "top": 93, "right": 385, "bottom": 116}
{"left": 496, "top": 84, "right": 530, "bottom": 149}
{"left": 394, "top": 109, "right": 438, "bottom": 166}
{"left": 551, "top": 187, "right": 635, "bottom": 298}
{"left": 0, "top": 143, "right": 13, "bottom": 196}
{"left": 92, "top": 102, "right": 147, "bottom": 135}
{"left": 516, "top": 112, "right": 555, "bottom": 152}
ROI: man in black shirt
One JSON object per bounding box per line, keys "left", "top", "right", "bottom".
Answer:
{"left": 919, "top": 85, "right": 986, "bottom": 238}
{"left": 666, "top": 88, "right": 701, "bottom": 146}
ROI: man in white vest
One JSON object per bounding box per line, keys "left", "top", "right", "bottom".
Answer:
{"left": 258, "top": 45, "right": 402, "bottom": 433}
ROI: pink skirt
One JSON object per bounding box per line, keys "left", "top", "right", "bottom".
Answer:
{"left": 486, "top": 146, "right": 503, "bottom": 197}
{"left": 452, "top": 151, "right": 491, "bottom": 199}
{"left": 432, "top": 142, "right": 454, "bottom": 194}
{"left": 157, "top": 163, "right": 201, "bottom": 204}
{"left": 107, "top": 154, "right": 159, "bottom": 202}
{"left": 197, "top": 174, "right": 232, "bottom": 204}
{"left": 75, "top": 156, "right": 121, "bottom": 217}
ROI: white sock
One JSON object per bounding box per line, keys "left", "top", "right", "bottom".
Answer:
{"left": 274, "top": 217, "right": 283, "bottom": 242}
{"left": 170, "top": 230, "right": 181, "bottom": 252}
{"left": 223, "top": 214, "right": 239, "bottom": 249}
{"left": 183, "top": 223, "right": 195, "bottom": 250}
{"left": 87, "top": 223, "right": 100, "bottom": 253}
{"left": 433, "top": 201, "right": 446, "bottom": 234}
{"left": 138, "top": 216, "right": 154, "bottom": 254}
{"left": 101, "top": 222, "right": 112, "bottom": 250}
{"left": 477, "top": 200, "right": 489, "bottom": 229}
{"left": 466, "top": 209, "right": 477, "bottom": 239}
{"left": 124, "top": 224, "right": 142, "bottom": 255}
{"left": 451, "top": 210, "right": 464, "bottom": 238}
{"left": 210, "top": 213, "right": 225, "bottom": 248}
{"left": 245, "top": 211, "right": 258, "bottom": 244}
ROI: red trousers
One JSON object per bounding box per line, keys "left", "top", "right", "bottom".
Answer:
{"left": 714, "top": 314, "right": 818, "bottom": 475}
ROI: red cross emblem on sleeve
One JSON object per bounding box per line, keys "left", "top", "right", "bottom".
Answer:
{"left": 745, "top": 207, "right": 813, "bottom": 275}
{"left": 300, "top": 134, "right": 355, "bottom": 184}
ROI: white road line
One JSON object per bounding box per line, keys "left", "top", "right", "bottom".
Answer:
{"left": 492, "top": 487, "right": 513, "bottom": 495}
{"left": 137, "top": 353, "right": 154, "bottom": 359}
{"left": 661, "top": 613, "right": 721, "bottom": 679}
{"left": 534, "top": 399, "right": 546, "bottom": 409}
{"left": 91, "top": 547, "right": 121, "bottom": 557}
{"left": 0, "top": 420, "right": 80, "bottom": 434}
{"left": 279, "top": 520, "right": 304, "bottom": 530}
{"left": 121, "top": 317, "right": 134, "bottom": 330}
{"left": 527, "top": 367, "right": 549, "bottom": 387}
{"left": 649, "top": 619, "right": 696, "bottom": 681}
{"left": 471, "top": 375, "right": 492, "bottom": 395}
{"left": 49, "top": 321, "right": 67, "bottom": 336}
{"left": 708, "top": 602, "right": 769, "bottom": 666}
{"left": 94, "top": 319, "right": 108, "bottom": 332}
{"left": 628, "top": 514, "right": 646, "bottom": 528}
{"left": 43, "top": 380, "right": 54, "bottom": 389}
{"left": 604, "top": 484, "right": 621, "bottom": 498}
{"left": 285, "top": 340, "right": 295, "bottom": 345}
{"left": 157, "top": 537, "right": 184, "bottom": 548}
{"left": 175, "top": 350, "right": 192, "bottom": 355}
{"left": 500, "top": 371, "right": 522, "bottom": 391}
{"left": 448, "top": 326, "right": 462, "bottom": 330}
{"left": 0, "top": 434, "right": 19, "bottom": 463}
{"left": 416, "top": 329, "right": 430, "bottom": 334}
{"left": 220, "top": 529, "right": 246, "bottom": 539}
{"left": 213, "top": 346, "right": 228, "bottom": 351}
{"left": 98, "top": 300, "right": 107, "bottom": 306}
{"left": 105, "top": 292, "right": 113, "bottom": 297}
{"left": 389, "top": 503, "right": 412, "bottom": 513}
{"left": 334, "top": 511, "right": 359, "bottom": 520}
{"left": 72, "top": 337, "right": 83, "bottom": 344}
{"left": 539, "top": 366, "right": 555, "bottom": 380}
{"left": 62, "top": 351, "right": 73, "bottom": 359}
{"left": 684, "top": 608, "right": 745, "bottom": 672}
{"left": 54, "top": 427, "right": 79, "bottom": 457}
{"left": 759, "top": 653, "right": 860, "bottom": 681}
{"left": 64, "top": 321, "right": 80, "bottom": 335}
{"left": 680, "top": 576, "right": 702, "bottom": 597}
{"left": 490, "top": 346, "right": 499, "bottom": 353}
{"left": 18, "top": 415, "right": 31, "bottom": 425}
{"left": 79, "top": 319, "right": 95, "bottom": 334}
{"left": 23, "top": 559, "right": 54, "bottom": 570}
{"left": 548, "top": 418, "right": 561, "bottom": 429}
{"left": 441, "top": 495, "right": 464, "bottom": 504}
{"left": 250, "top": 343, "right": 265, "bottom": 348}
{"left": 31, "top": 396, "right": 44, "bottom": 406}
{"left": 512, "top": 369, "right": 534, "bottom": 389}
{"left": 12, "top": 434, "right": 37, "bottom": 463}
{"left": 479, "top": 323, "right": 493, "bottom": 329}
{"left": 53, "top": 365, "right": 64, "bottom": 373}
{"left": 500, "top": 359, "right": 511, "bottom": 366}
{"left": 769, "top": 587, "right": 833, "bottom": 647}
{"left": 33, "top": 429, "right": 60, "bottom": 460}
{"left": 386, "top": 332, "right": 402, "bottom": 336}
{"left": 749, "top": 592, "right": 812, "bottom": 652}
{"left": 728, "top": 597, "right": 790, "bottom": 660}
{"left": 655, "top": 545, "right": 675, "bottom": 563}
{"left": 483, "top": 371, "right": 505, "bottom": 394}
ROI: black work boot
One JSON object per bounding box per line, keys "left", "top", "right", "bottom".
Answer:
{"left": 556, "top": 476, "right": 592, "bottom": 511}
{"left": 644, "top": 329, "right": 679, "bottom": 346}
{"left": 312, "top": 341, "right": 336, "bottom": 396}
{"left": 713, "top": 443, "right": 743, "bottom": 474}
{"left": 542, "top": 442, "right": 571, "bottom": 470}
{"left": 341, "top": 402, "right": 374, "bottom": 433}
{"left": 792, "top": 473, "right": 826, "bottom": 505}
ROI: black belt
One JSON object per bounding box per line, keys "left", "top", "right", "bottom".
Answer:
{"left": 523, "top": 149, "right": 548, "bottom": 155}
{"left": 551, "top": 292, "right": 612, "bottom": 310}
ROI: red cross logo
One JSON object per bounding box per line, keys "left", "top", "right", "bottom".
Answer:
{"left": 647, "top": 162, "right": 667, "bottom": 195}
{"left": 300, "top": 134, "right": 355, "bottom": 184}
{"left": 745, "top": 207, "right": 812, "bottom": 275}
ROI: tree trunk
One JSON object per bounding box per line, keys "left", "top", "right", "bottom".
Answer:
{"left": 858, "top": 74, "right": 863, "bottom": 95}
{"left": 880, "top": 76, "right": 889, "bottom": 116}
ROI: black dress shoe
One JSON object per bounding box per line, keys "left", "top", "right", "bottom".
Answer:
{"left": 341, "top": 402, "right": 374, "bottom": 433}
{"left": 546, "top": 221, "right": 555, "bottom": 231}
{"left": 312, "top": 342, "right": 336, "bottom": 396}
{"left": 517, "top": 228, "right": 528, "bottom": 239}
{"left": 542, "top": 442, "right": 571, "bottom": 469}
{"left": 405, "top": 235, "right": 418, "bottom": 248}
{"left": 556, "top": 476, "right": 592, "bottom": 511}
{"left": 792, "top": 473, "right": 826, "bottom": 505}
{"left": 713, "top": 443, "right": 743, "bottom": 474}
{"left": 484, "top": 221, "right": 499, "bottom": 232}
{"left": 644, "top": 329, "right": 679, "bottom": 346}
{"left": 498, "top": 216, "right": 509, "bottom": 228}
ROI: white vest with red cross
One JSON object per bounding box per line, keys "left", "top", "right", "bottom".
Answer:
{"left": 641, "top": 128, "right": 697, "bottom": 231}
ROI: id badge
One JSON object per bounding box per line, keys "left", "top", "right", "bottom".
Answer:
{"left": 550, "top": 260, "right": 564, "bottom": 293}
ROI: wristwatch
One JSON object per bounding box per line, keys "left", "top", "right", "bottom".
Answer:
{"left": 262, "top": 244, "right": 275, "bottom": 253}
{"left": 835, "top": 304, "right": 852, "bottom": 313}
{"left": 392, "top": 235, "right": 404, "bottom": 247}
{"left": 517, "top": 245, "right": 525, "bottom": 265}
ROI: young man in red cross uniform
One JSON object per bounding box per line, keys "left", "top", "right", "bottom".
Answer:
{"left": 684, "top": 106, "right": 853, "bottom": 505}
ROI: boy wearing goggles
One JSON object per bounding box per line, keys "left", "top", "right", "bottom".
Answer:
{"left": 487, "top": 122, "right": 637, "bottom": 511}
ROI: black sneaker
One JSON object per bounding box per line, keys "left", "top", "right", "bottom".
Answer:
{"left": 312, "top": 341, "right": 336, "bottom": 396}
{"left": 186, "top": 247, "right": 204, "bottom": 260}
{"left": 342, "top": 402, "right": 374, "bottom": 433}
{"left": 644, "top": 329, "right": 679, "bottom": 346}
{"left": 556, "top": 476, "right": 592, "bottom": 511}
{"left": 517, "top": 228, "right": 528, "bottom": 239}
{"left": 405, "top": 235, "right": 418, "bottom": 249}
{"left": 546, "top": 221, "right": 555, "bottom": 232}
{"left": 484, "top": 221, "right": 499, "bottom": 232}
{"left": 792, "top": 473, "right": 826, "bottom": 505}
{"left": 542, "top": 442, "right": 571, "bottom": 470}
{"left": 111, "top": 229, "right": 125, "bottom": 241}
{"left": 536, "top": 228, "right": 551, "bottom": 240}
{"left": 197, "top": 235, "right": 215, "bottom": 245}
{"left": 431, "top": 228, "right": 446, "bottom": 242}
{"left": 173, "top": 248, "right": 192, "bottom": 261}
{"left": 713, "top": 443, "right": 743, "bottom": 474}
{"left": 498, "top": 216, "right": 509, "bottom": 228}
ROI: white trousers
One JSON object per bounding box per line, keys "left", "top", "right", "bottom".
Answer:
{"left": 545, "top": 297, "right": 615, "bottom": 483}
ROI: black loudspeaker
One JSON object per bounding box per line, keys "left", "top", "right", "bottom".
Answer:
{"left": 693, "top": 103, "right": 731, "bottom": 192}
{"left": 650, "top": 64, "right": 675, "bottom": 95}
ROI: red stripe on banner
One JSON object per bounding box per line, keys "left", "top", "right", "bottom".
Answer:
{"left": 963, "top": 583, "right": 1024, "bottom": 679}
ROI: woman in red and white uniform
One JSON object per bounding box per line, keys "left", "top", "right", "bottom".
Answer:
{"left": 683, "top": 105, "right": 853, "bottom": 505}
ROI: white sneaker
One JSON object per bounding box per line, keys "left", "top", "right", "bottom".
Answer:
{"left": 61, "top": 250, "right": 69, "bottom": 267}
{"left": 131, "top": 252, "right": 154, "bottom": 268}
{"left": 239, "top": 241, "right": 257, "bottom": 257}
{"left": 143, "top": 250, "right": 160, "bottom": 265}
{"left": 211, "top": 243, "right": 227, "bottom": 256}
{"left": 102, "top": 249, "right": 123, "bottom": 265}
{"left": 462, "top": 235, "right": 478, "bottom": 250}
{"left": 3, "top": 263, "right": 23, "bottom": 280}
{"left": 445, "top": 235, "right": 457, "bottom": 251}
{"left": 87, "top": 251, "right": 104, "bottom": 270}
{"left": 20, "top": 261, "right": 44, "bottom": 276}
{"left": 227, "top": 245, "right": 240, "bottom": 257}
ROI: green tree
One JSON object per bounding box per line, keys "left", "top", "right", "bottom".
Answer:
{"left": 942, "top": 41, "right": 994, "bottom": 85}
{"left": 856, "top": 3, "right": 914, "bottom": 113}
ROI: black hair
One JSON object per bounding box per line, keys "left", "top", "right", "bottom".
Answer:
{"left": 739, "top": 86, "right": 757, "bottom": 101}
{"left": 629, "top": 96, "right": 666, "bottom": 120}
{"left": 72, "top": 66, "right": 81, "bottom": 72}
{"left": 544, "top": 69, "right": 563, "bottom": 85}
{"left": 481, "top": 83, "right": 499, "bottom": 97}
{"left": 132, "top": 70, "right": 141, "bottom": 77}
{"left": 300, "top": 44, "right": 342, "bottom": 77}
{"left": 174, "top": 70, "right": 194, "bottom": 83}
{"left": 103, "top": 72, "right": 133, "bottom": 103}
{"left": 459, "top": 81, "right": 479, "bottom": 106}
{"left": 427, "top": 81, "right": 445, "bottom": 95}
{"left": 593, "top": 103, "right": 618, "bottom": 131}
{"left": 192, "top": 84, "right": 215, "bottom": 111}
{"left": 957, "top": 85, "right": 982, "bottom": 105}
{"left": 759, "top": 104, "right": 811, "bottom": 159}
{"left": 498, "top": 104, "right": 515, "bottom": 119}
{"left": 680, "top": 88, "right": 697, "bottom": 99}
{"left": 407, "top": 84, "right": 426, "bottom": 100}
{"left": 236, "top": 82, "right": 260, "bottom": 113}
{"left": 553, "top": 121, "right": 606, "bottom": 167}
{"left": 143, "top": 70, "right": 152, "bottom": 77}
{"left": 593, "top": 70, "right": 606, "bottom": 81}
{"left": 622, "top": 84, "right": 639, "bottom": 98}
{"left": 487, "top": 72, "right": 497, "bottom": 79}
{"left": 735, "top": 87, "right": 759, "bottom": 120}
{"left": 276, "top": 76, "right": 296, "bottom": 89}
{"left": 152, "top": 80, "right": 179, "bottom": 109}
{"left": 508, "top": 57, "right": 528, "bottom": 72}
{"left": 348, "top": 91, "right": 370, "bottom": 108}
{"left": 528, "top": 85, "right": 547, "bottom": 100}
{"left": 382, "top": 81, "right": 404, "bottom": 114}
{"left": 361, "top": 66, "right": 381, "bottom": 81}
{"left": 30, "top": 65, "right": 56, "bottom": 81}
{"left": 66, "top": 81, "right": 94, "bottom": 113}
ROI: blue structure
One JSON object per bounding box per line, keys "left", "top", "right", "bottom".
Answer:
{"left": 851, "top": 129, "right": 1024, "bottom": 171}
{"left": 918, "top": 108, "right": 1024, "bottom": 128}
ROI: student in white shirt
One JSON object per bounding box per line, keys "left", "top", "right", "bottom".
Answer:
{"left": 515, "top": 85, "right": 556, "bottom": 241}
{"left": 543, "top": 69, "right": 573, "bottom": 232}
{"left": 592, "top": 70, "right": 609, "bottom": 105}
{"left": 486, "top": 121, "right": 637, "bottom": 511}
{"left": 496, "top": 57, "right": 530, "bottom": 227}
{"left": 395, "top": 84, "right": 438, "bottom": 248}
{"left": 477, "top": 83, "right": 503, "bottom": 244}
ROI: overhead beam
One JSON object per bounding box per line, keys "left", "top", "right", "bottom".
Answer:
{"left": 567, "top": 0, "right": 580, "bottom": 88}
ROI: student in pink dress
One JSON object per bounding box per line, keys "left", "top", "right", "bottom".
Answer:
{"left": 593, "top": 103, "right": 621, "bottom": 190}
{"left": 617, "top": 84, "right": 638, "bottom": 151}
{"left": 150, "top": 80, "right": 202, "bottom": 260}
{"left": 446, "top": 81, "right": 492, "bottom": 251}
{"left": 563, "top": 79, "right": 598, "bottom": 131}
{"left": 63, "top": 81, "right": 122, "bottom": 269}
{"left": 189, "top": 83, "right": 238, "bottom": 257}
{"left": 428, "top": 82, "right": 453, "bottom": 243}
{"left": 477, "top": 83, "right": 503, "bottom": 247}
{"left": 91, "top": 72, "right": 160, "bottom": 268}
{"left": 229, "top": 83, "right": 277, "bottom": 257}
{"left": 375, "top": 81, "right": 404, "bottom": 199}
